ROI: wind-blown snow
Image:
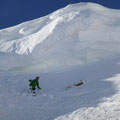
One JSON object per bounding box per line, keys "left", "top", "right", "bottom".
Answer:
{"left": 1, "top": 2, "right": 120, "bottom": 71}
{"left": 1, "top": 2, "right": 120, "bottom": 120}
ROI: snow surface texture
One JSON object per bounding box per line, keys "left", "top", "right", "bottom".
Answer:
{"left": 1, "top": 2, "right": 120, "bottom": 120}
{"left": 1, "top": 2, "right": 120, "bottom": 72}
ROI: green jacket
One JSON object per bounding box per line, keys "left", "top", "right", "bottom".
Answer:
{"left": 29, "top": 79, "right": 41, "bottom": 89}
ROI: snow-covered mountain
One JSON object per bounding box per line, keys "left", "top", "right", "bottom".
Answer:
{"left": 1, "top": 2, "right": 120, "bottom": 72}
{"left": 1, "top": 2, "right": 120, "bottom": 120}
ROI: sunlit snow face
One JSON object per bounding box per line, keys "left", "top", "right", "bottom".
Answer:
{"left": 0, "top": 3, "right": 120, "bottom": 72}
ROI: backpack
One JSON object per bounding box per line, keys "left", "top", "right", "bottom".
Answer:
{"left": 29, "top": 79, "right": 33, "bottom": 86}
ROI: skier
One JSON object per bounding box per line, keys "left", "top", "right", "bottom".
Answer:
{"left": 29, "top": 76, "right": 42, "bottom": 94}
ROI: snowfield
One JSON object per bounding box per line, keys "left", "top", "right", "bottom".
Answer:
{"left": 0, "top": 2, "right": 120, "bottom": 120}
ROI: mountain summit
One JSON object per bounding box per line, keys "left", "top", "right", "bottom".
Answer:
{"left": 0, "top": 2, "right": 120, "bottom": 72}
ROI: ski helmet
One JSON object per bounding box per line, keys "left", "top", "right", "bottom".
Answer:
{"left": 36, "top": 76, "right": 40, "bottom": 79}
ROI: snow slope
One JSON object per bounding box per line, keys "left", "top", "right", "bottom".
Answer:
{"left": 1, "top": 2, "right": 120, "bottom": 72}
{"left": 1, "top": 2, "right": 120, "bottom": 120}
{"left": 1, "top": 57, "right": 120, "bottom": 120}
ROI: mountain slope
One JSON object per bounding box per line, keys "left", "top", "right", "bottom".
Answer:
{"left": 1, "top": 2, "right": 120, "bottom": 120}
{"left": 1, "top": 56, "right": 120, "bottom": 120}
{"left": 0, "top": 2, "right": 120, "bottom": 72}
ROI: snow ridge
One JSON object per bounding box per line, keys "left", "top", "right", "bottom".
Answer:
{"left": 0, "top": 2, "right": 120, "bottom": 72}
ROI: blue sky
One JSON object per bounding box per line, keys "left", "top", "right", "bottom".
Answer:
{"left": 0, "top": 0, "right": 120, "bottom": 29}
